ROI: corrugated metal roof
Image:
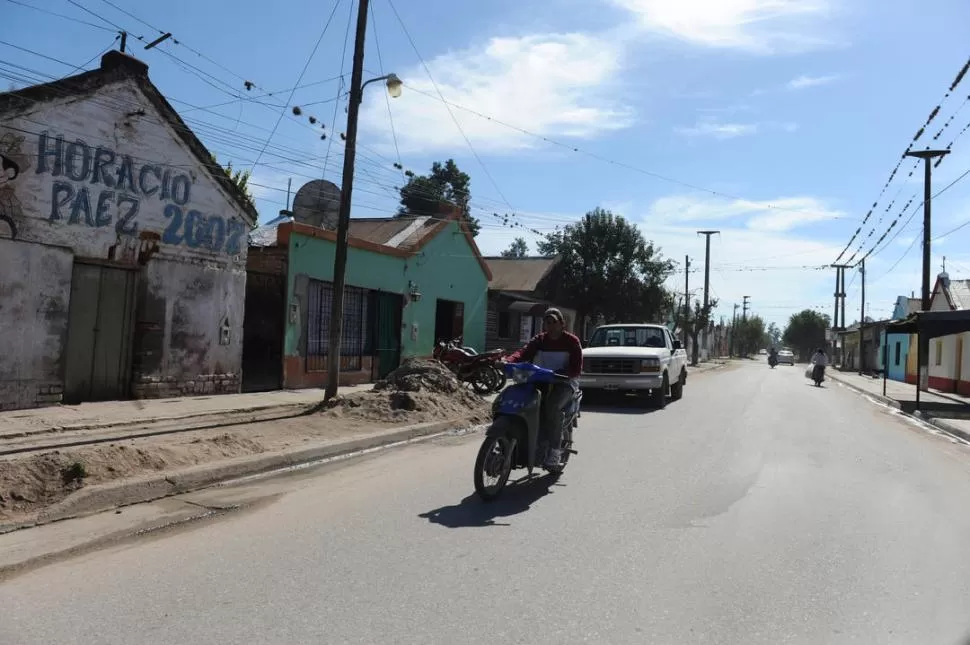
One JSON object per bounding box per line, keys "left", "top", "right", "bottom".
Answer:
{"left": 347, "top": 217, "right": 436, "bottom": 250}
{"left": 249, "top": 216, "right": 292, "bottom": 247}
{"left": 484, "top": 257, "right": 558, "bottom": 291}
{"left": 948, "top": 279, "right": 970, "bottom": 309}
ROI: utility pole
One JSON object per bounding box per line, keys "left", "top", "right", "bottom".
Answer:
{"left": 831, "top": 263, "right": 850, "bottom": 366}
{"left": 731, "top": 303, "right": 739, "bottom": 356}
{"left": 682, "top": 255, "right": 690, "bottom": 346}
{"left": 859, "top": 259, "right": 865, "bottom": 375}
{"left": 697, "top": 230, "right": 720, "bottom": 361}
{"left": 742, "top": 295, "right": 750, "bottom": 320}
{"left": 119, "top": 31, "right": 127, "bottom": 53}
{"left": 905, "top": 148, "right": 950, "bottom": 392}
{"left": 325, "top": 0, "right": 371, "bottom": 400}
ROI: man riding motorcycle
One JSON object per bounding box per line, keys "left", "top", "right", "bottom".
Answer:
{"left": 768, "top": 347, "right": 778, "bottom": 366}
{"left": 504, "top": 308, "right": 583, "bottom": 468}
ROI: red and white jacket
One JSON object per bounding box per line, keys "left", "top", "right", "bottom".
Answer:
{"left": 507, "top": 331, "right": 584, "bottom": 383}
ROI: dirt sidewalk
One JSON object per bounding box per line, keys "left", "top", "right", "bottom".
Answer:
{"left": 0, "top": 360, "right": 490, "bottom": 528}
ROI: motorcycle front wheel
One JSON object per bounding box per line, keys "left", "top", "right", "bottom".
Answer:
{"left": 474, "top": 435, "right": 514, "bottom": 502}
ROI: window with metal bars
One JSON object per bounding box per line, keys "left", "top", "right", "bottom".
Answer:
{"left": 306, "top": 280, "right": 368, "bottom": 372}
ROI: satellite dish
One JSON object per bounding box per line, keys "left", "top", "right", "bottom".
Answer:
{"left": 291, "top": 179, "right": 341, "bottom": 229}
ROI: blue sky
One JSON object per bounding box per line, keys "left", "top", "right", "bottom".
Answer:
{"left": 3, "top": 0, "right": 970, "bottom": 328}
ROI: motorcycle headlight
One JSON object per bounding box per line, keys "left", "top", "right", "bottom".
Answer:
{"left": 511, "top": 368, "right": 531, "bottom": 384}
{"left": 640, "top": 358, "right": 661, "bottom": 372}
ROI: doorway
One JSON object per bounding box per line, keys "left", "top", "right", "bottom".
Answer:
{"left": 372, "top": 291, "right": 403, "bottom": 380}
{"left": 434, "top": 299, "right": 464, "bottom": 345}
{"left": 63, "top": 261, "right": 137, "bottom": 404}
{"left": 241, "top": 271, "right": 285, "bottom": 392}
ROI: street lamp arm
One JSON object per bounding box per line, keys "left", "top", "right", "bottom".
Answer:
{"left": 359, "top": 73, "right": 403, "bottom": 103}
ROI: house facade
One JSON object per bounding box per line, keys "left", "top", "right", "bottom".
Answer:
{"left": 882, "top": 296, "right": 920, "bottom": 382}
{"left": 926, "top": 274, "right": 970, "bottom": 394}
{"left": 482, "top": 256, "right": 578, "bottom": 352}
{"left": 243, "top": 208, "right": 491, "bottom": 389}
{"left": 0, "top": 52, "right": 257, "bottom": 410}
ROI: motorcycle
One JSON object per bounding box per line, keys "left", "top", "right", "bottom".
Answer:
{"left": 433, "top": 339, "right": 505, "bottom": 395}
{"left": 811, "top": 364, "right": 825, "bottom": 387}
{"left": 768, "top": 354, "right": 778, "bottom": 368}
{"left": 473, "top": 362, "right": 582, "bottom": 501}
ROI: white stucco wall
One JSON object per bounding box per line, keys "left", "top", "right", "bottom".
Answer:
{"left": 0, "top": 239, "right": 73, "bottom": 409}
{"left": 0, "top": 72, "right": 252, "bottom": 404}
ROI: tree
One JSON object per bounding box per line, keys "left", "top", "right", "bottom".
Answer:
{"left": 501, "top": 237, "right": 529, "bottom": 258}
{"left": 734, "top": 316, "right": 766, "bottom": 357}
{"left": 678, "top": 298, "right": 718, "bottom": 366}
{"left": 766, "top": 322, "right": 782, "bottom": 347}
{"left": 783, "top": 309, "right": 830, "bottom": 360}
{"left": 537, "top": 208, "right": 675, "bottom": 328}
{"left": 210, "top": 154, "right": 254, "bottom": 207}
{"left": 397, "top": 159, "right": 481, "bottom": 237}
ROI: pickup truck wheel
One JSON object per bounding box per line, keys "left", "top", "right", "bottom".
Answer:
{"left": 670, "top": 370, "right": 685, "bottom": 400}
{"left": 650, "top": 374, "right": 668, "bottom": 409}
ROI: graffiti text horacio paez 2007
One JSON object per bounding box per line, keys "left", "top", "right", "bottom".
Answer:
{"left": 35, "top": 131, "right": 245, "bottom": 255}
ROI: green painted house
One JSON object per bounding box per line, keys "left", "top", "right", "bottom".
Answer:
{"left": 242, "top": 207, "right": 491, "bottom": 390}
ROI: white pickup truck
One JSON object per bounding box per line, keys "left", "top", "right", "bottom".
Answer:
{"left": 578, "top": 323, "right": 689, "bottom": 408}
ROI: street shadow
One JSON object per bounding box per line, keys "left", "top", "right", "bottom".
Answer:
{"left": 419, "top": 473, "right": 562, "bottom": 528}
{"left": 897, "top": 400, "right": 970, "bottom": 420}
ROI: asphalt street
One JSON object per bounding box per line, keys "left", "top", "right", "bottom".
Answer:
{"left": 5, "top": 361, "right": 970, "bottom": 644}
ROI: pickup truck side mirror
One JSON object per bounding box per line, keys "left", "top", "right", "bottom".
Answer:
{"left": 672, "top": 340, "right": 683, "bottom": 350}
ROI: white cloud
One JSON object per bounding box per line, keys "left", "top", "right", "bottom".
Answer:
{"left": 676, "top": 122, "right": 758, "bottom": 139}
{"left": 646, "top": 194, "right": 845, "bottom": 232}
{"left": 787, "top": 74, "right": 839, "bottom": 90}
{"left": 613, "top": 0, "right": 833, "bottom": 53}
{"left": 360, "top": 33, "right": 633, "bottom": 155}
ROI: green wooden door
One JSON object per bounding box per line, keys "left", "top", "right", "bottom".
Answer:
{"left": 375, "top": 292, "right": 401, "bottom": 379}
{"left": 64, "top": 262, "right": 137, "bottom": 403}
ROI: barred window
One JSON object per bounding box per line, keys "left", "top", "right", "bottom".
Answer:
{"left": 306, "top": 280, "right": 366, "bottom": 371}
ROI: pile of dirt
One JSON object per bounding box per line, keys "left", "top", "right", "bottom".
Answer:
{"left": 319, "top": 358, "right": 490, "bottom": 425}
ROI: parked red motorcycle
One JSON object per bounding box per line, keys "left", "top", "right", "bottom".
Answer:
{"left": 434, "top": 339, "right": 506, "bottom": 394}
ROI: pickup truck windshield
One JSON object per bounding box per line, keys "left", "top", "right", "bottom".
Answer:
{"left": 588, "top": 326, "right": 667, "bottom": 348}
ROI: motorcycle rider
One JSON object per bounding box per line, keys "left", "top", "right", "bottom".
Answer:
{"left": 768, "top": 346, "right": 778, "bottom": 364}
{"left": 811, "top": 347, "right": 828, "bottom": 382}
{"left": 504, "top": 308, "right": 583, "bottom": 468}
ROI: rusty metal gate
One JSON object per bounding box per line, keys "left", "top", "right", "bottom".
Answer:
{"left": 63, "top": 261, "right": 137, "bottom": 404}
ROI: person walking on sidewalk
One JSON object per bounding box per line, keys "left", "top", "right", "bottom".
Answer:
{"left": 504, "top": 308, "right": 583, "bottom": 468}
{"left": 811, "top": 347, "right": 828, "bottom": 384}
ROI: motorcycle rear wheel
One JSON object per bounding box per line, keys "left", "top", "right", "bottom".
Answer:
{"left": 474, "top": 435, "right": 514, "bottom": 501}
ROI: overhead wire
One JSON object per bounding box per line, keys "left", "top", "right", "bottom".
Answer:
{"left": 833, "top": 55, "right": 970, "bottom": 263}
{"left": 3, "top": 0, "right": 116, "bottom": 31}
{"left": 322, "top": 0, "right": 354, "bottom": 179}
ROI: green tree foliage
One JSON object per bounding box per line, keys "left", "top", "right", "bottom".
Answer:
{"left": 501, "top": 237, "right": 529, "bottom": 258}
{"left": 678, "top": 298, "right": 719, "bottom": 366}
{"left": 397, "top": 159, "right": 481, "bottom": 237}
{"left": 537, "top": 208, "right": 675, "bottom": 327}
{"left": 783, "top": 309, "right": 831, "bottom": 360}
{"left": 210, "top": 154, "right": 254, "bottom": 207}
{"left": 766, "top": 322, "right": 782, "bottom": 347}
{"left": 734, "top": 316, "right": 767, "bottom": 357}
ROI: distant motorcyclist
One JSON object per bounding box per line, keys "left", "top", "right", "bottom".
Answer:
{"left": 811, "top": 347, "right": 828, "bottom": 382}
{"left": 505, "top": 308, "right": 582, "bottom": 467}
{"left": 768, "top": 347, "right": 778, "bottom": 367}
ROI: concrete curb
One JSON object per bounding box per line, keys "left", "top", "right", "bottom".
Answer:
{"left": 827, "top": 373, "right": 970, "bottom": 444}
{"left": 0, "top": 418, "right": 475, "bottom": 535}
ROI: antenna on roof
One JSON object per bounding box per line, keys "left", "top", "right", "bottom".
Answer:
{"left": 942, "top": 256, "right": 947, "bottom": 273}
{"left": 119, "top": 31, "right": 127, "bottom": 53}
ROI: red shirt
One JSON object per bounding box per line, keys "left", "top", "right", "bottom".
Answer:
{"left": 507, "top": 331, "right": 584, "bottom": 379}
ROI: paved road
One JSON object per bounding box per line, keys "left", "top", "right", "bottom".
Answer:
{"left": 5, "top": 362, "right": 970, "bottom": 644}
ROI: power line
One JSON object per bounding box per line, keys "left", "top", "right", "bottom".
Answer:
{"left": 3, "top": 0, "right": 115, "bottom": 31}
{"left": 249, "top": 0, "right": 344, "bottom": 173}
{"left": 385, "top": 0, "right": 515, "bottom": 214}
{"left": 833, "top": 55, "right": 970, "bottom": 263}
{"left": 369, "top": 0, "right": 402, "bottom": 180}
{"left": 322, "top": 0, "right": 354, "bottom": 179}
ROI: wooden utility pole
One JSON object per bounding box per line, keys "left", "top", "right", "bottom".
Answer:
{"left": 859, "top": 259, "right": 865, "bottom": 375}
{"left": 325, "top": 0, "right": 370, "bottom": 400}
{"left": 682, "top": 255, "right": 690, "bottom": 346}
{"left": 697, "top": 230, "right": 719, "bottom": 359}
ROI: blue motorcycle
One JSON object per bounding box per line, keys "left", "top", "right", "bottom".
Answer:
{"left": 473, "top": 362, "right": 582, "bottom": 501}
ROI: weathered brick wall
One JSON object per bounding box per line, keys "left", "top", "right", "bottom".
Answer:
{"left": 247, "top": 246, "right": 287, "bottom": 275}
{"left": 131, "top": 372, "right": 240, "bottom": 399}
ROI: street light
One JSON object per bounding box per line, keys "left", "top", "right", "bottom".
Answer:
{"left": 360, "top": 73, "right": 403, "bottom": 101}
{"left": 324, "top": 0, "right": 405, "bottom": 401}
